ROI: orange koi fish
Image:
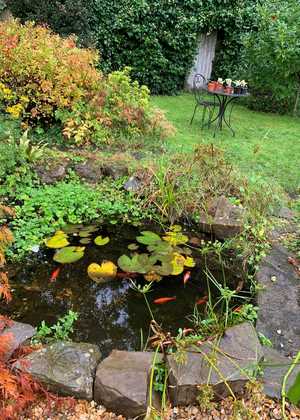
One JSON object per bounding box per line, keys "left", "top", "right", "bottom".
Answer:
{"left": 154, "top": 296, "right": 176, "bottom": 305}
{"left": 50, "top": 266, "right": 61, "bottom": 282}
{"left": 196, "top": 295, "right": 208, "bottom": 305}
{"left": 183, "top": 271, "right": 191, "bottom": 285}
{"left": 233, "top": 305, "right": 242, "bottom": 313}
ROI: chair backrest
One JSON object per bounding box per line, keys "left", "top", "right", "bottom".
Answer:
{"left": 193, "top": 74, "right": 207, "bottom": 103}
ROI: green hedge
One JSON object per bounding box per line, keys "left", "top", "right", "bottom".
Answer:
{"left": 7, "top": 0, "right": 259, "bottom": 94}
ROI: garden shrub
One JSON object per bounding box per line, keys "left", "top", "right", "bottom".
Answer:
{"left": 242, "top": 0, "right": 300, "bottom": 114}
{"left": 0, "top": 20, "right": 171, "bottom": 144}
{"left": 0, "top": 19, "right": 101, "bottom": 123}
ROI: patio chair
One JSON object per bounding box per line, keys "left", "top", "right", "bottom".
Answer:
{"left": 190, "top": 74, "right": 216, "bottom": 128}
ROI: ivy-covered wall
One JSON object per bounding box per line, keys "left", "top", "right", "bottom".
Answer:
{"left": 7, "top": 0, "right": 259, "bottom": 94}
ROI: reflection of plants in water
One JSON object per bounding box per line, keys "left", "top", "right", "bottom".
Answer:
{"left": 32, "top": 310, "right": 78, "bottom": 344}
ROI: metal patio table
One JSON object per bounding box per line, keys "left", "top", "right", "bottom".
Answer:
{"left": 204, "top": 88, "right": 249, "bottom": 137}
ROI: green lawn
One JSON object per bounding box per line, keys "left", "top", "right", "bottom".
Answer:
{"left": 151, "top": 93, "right": 300, "bottom": 193}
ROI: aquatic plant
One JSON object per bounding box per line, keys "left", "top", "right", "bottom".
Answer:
{"left": 118, "top": 227, "right": 195, "bottom": 281}
{"left": 87, "top": 261, "right": 117, "bottom": 283}
{"left": 53, "top": 246, "right": 85, "bottom": 264}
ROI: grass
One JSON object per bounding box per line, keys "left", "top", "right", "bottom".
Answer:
{"left": 152, "top": 93, "right": 300, "bottom": 194}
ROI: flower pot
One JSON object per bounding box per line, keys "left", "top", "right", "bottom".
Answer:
{"left": 234, "top": 86, "right": 242, "bottom": 94}
{"left": 224, "top": 86, "right": 234, "bottom": 95}
{"left": 207, "top": 82, "right": 216, "bottom": 92}
{"left": 215, "top": 82, "right": 224, "bottom": 92}
{"left": 241, "top": 87, "right": 248, "bottom": 95}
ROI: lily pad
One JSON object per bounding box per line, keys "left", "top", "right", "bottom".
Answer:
{"left": 136, "top": 231, "right": 161, "bottom": 246}
{"left": 79, "top": 238, "right": 92, "bottom": 245}
{"left": 163, "top": 230, "right": 188, "bottom": 246}
{"left": 45, "top": 231, "right": 69, "bottom": 249}
{"left": 144, "top": 271, "right": 162, "bottom": 282}
{"left": 128, "top": 243, "right": 139, "bottom": 251}
{"left": 94, "top": 235, "right": 110, "bottom": 246}
{"left": 53, "top": 246, "right": 85, "bottom": 264}
{"left": 171, "top": 253, "right": 186, "bottom": 275}
{"left": 184, "top": 256, "right": 196, "bottom": 268}
{"left": 118, "top": 253, "right": 157, "bottom": 274}
{"left": 87, "top": 261, "right": 117, "bottom": 283}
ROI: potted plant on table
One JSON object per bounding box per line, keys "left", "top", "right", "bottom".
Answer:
{"left": 234, "top": 80, "right": 242, "bottom": 94}
{"left": 224, "top": 78, "right": 234, "bottom": 94}
{"left": 207, "top": 80, "right": 216, "bottom": 92}
{"left": 240, "top": 80, "right": 248, "bottom": 94}
{"left": 216, "top": 78, "right": 224, "bottom": 91}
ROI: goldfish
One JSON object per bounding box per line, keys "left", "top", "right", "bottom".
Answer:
{"left": 196, "top": 295, "right": 208, "bottom": 305}
{"left": 153, "top": 296, "right": 176, "bottom": 304}
{"left": 233, "top": 305, "right": 242, "bottom": 312}
{"left": 50, "top": 266, "right": 61, "bottom": 282}
{"left": 183, "top": 271, "right": 191, "bottom": 285}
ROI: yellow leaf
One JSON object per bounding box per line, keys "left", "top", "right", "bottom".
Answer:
{"left": 184, "top": 256, "right": 196, "bottom": 268}
{"left": 45, "top": 231, "right": 69, "bottom": 249}
{"left": 87, "top": 261, "right": 117, "bottom": 284}
{"left": 171, "top": 253, "right": 185, "bottom": 276}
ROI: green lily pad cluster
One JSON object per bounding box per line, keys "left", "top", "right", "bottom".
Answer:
{"left": 45, "top": 224, "right": 110, "bottom": 264}
{"left": 117, "top": 226, "right": 195, "bottom": 281}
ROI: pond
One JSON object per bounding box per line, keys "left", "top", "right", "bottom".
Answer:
{"left": 3, "top": 224, "right": 241, "bottom": 357}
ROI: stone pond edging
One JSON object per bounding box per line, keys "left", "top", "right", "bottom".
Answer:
{"left": 3, "top": 320, "right": 298, "bottom": 419}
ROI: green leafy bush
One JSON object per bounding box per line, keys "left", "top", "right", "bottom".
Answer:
{"left": 7, "top": 0, "right": 93, "bottom": 46}
{"left": 243, "top": 0, "right": 300, "bottom": 114}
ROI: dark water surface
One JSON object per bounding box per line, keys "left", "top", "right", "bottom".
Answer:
{"left": 3, "top": 224, "right": 236, "bottom": 357}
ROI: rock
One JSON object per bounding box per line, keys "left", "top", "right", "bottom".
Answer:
{"left": 262, "top": 347, "right": 300, "bottom": 399}
{"left": 16, "top": 341, "right": 101, "bottom": 400}
{"left": 277, "top": 207, "right": 295, "bottom": 221}
{"left": 101, "top": 162, "right": 129, "bottom": 180}
{"left": 74, "top": 160, "right": 103, "bottom": 183}
{"left": 94, "top": 350, "right": 162, "bottom": 418}
{"left": 123, "top": 176, "right": 141, "bottom": 192}
{"left": 256, "top": 244, "right": 300, "bottom": 357}
{"left": 35, "top": 161, "right": 69, "bottom": 184}
{"left": 1, "top": 321, "right": 36, "bottom": 360}
{"left": 167, "top": 322, "right": 263, "bottom": 406}
{"left": 198, "top": 196, "right": 245, "bottom": 240}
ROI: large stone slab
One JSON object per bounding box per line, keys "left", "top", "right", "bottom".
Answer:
{"left": 94, "top": 350, "right": 162, "bottom": 418}
{"left": 262, "top": 347, "right": 300, "bottom": 399}
{"left": 256, "top": 244, "right": 300, "bottom": 357}
{"left": 167, "top": 322, "right": 263, "bottom": 406}
{"left": 16, "top": 341, "right": 101, "bottom": 399}
{"left": 1, "top": 321, "right": 36, "bottom": 360}
{"left": 199, "top": 196, "right": 245, "bottom": 239}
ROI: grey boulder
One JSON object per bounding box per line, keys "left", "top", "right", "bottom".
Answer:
{"left": 167, "top": 322, "right": 263, "bottom": 405}
{"left": 16, "top": 341, "right": 101, "bottom": 400}
{"left": 94, "top": 350, "right": 162, "bottom": 418}
{"left": 199, "top": 196, "right": 245, "bottom": 239}
{"left": 262, "top": 347, "right": 300, "bottom": 399}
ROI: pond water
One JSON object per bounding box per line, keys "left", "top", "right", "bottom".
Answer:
{"left": 3, "top": 224, "right": 239, "bottom": 357}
